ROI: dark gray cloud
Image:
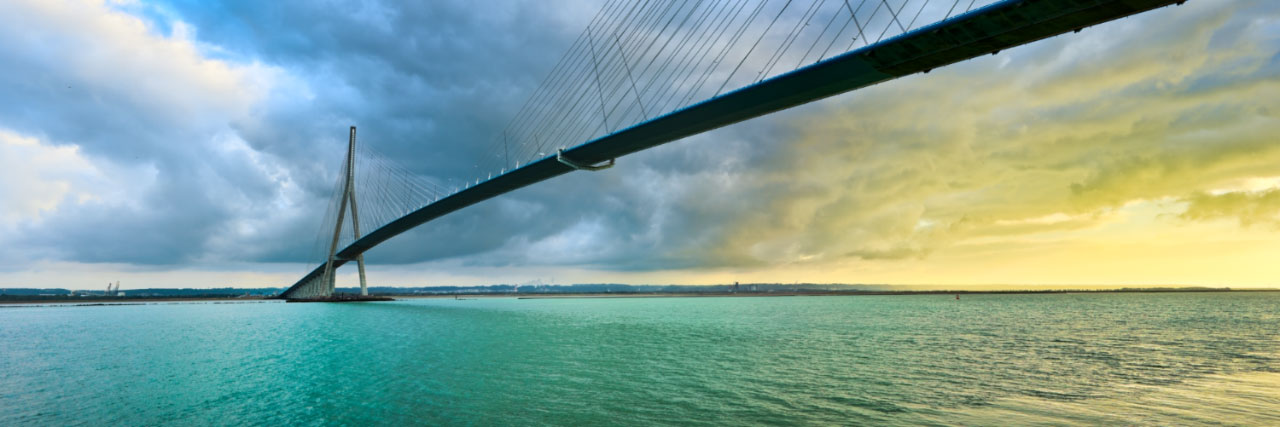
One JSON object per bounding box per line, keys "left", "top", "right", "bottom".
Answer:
{"left": 0, "top": 0, "right": 784, "bottom": 272}
{"left": 161, "top": 0, "right": 596, "bottom": 175}
{"left": 136, "top": 0, "right": 795, "bottom": 270}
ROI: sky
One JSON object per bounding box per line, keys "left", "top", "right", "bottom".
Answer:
{"left": 0, "top": 0, "right": 1277, "bottom": 290}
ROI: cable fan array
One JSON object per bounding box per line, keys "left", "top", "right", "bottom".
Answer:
{"left": 472, "top": 0, "right": 1000, "bottom": 181}
{"left": 303, "top": 142, "right": 459, "bottom": 272}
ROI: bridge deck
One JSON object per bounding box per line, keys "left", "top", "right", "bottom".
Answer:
{"left": 281, "top": 0, "right": 1183, "bottom": 298}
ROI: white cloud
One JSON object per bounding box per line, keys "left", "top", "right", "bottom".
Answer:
{"left": 0, "top": 0, "right": 318, "bottom": 267}
{"left": 0, "top": 0, "right": 271, "bottom": 127}
{"left": 0, "top": 130, "right": 99, "bottom": 224}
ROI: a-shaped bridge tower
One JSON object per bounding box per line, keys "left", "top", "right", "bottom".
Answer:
{"left": 286, "top": 127, "right": 370, "bottom": 299}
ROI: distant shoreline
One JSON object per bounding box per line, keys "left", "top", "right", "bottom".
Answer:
{"left": 0, "top": 298, "right": 279, "bottom": 307}
{"left": 5, "top": 287, "right": 1276, "bottom": 306}
{"left": 504, "top": 288, "right": 1280, "bottom": 299}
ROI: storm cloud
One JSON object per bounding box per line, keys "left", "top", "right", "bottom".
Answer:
{"left": 0, "top": 0, "right": 1277, "bottom": 288}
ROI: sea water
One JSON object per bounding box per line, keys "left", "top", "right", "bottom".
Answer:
{"left": 2, "top": 292, "right": 1278, "bottom": 425}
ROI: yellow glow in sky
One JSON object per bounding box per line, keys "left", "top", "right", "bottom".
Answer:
{"left": 614, "top": 1, "right": 1280, "bottom": 288}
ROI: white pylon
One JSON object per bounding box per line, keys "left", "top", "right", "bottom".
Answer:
{"left": 321, "top": 126, "right": 369, "bottom": 297}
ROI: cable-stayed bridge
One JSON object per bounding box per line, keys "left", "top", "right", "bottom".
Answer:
{"left": 279, "top": 0, "right": 1185, "bottom": 299}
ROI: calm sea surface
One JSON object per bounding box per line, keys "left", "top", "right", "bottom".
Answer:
{"left": 2, "top": 293, "right": 1278, "bottom": 425}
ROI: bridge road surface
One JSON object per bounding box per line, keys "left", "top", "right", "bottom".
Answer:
{"left": 281, "top": 0, "right": 1185, "bottom": 297}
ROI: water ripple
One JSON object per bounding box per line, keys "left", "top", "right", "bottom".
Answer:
{"left": 1, "top": 292, "right": 1277, "bottom": 425}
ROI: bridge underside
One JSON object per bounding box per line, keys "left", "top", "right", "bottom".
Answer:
{"left": 283, "top": 274, "right": 331, "bottom": 299}
{"left": 278, "top": 0, "right": 1183, "bottom": 299}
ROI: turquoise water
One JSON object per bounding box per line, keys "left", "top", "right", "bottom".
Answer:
{"left": 2, "top": 293, "right": 1278, "bottom": 425}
